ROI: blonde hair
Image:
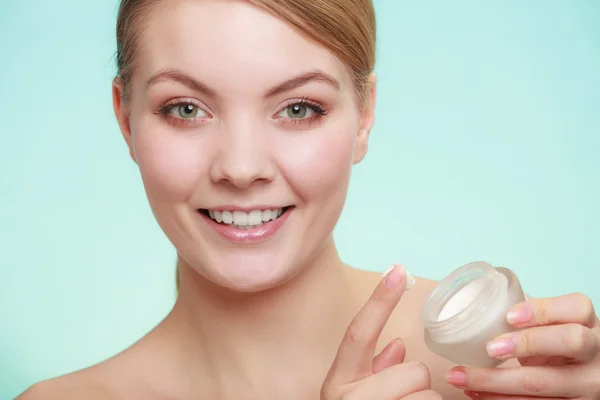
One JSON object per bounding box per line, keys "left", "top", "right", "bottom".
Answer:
{"left": 115, "top": 0, "right": 377, "bottom": 290}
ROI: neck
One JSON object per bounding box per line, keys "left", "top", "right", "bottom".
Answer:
{"left": 162, "top": 239, "right": 358, "bottom": 397}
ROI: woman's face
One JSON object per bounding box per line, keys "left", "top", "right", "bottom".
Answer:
{"left": 113, "top": 0, "right": 375, "bottom": 292}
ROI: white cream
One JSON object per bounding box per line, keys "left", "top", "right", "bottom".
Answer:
{"left": 437, "top": 278, "right": 486, "bottom": 321}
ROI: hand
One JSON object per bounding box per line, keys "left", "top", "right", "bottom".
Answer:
{"left": 445, "top": 293, "right": 600, "bottom": 399}
{"left": 321, "top": 265, "right": 440, "bottom": 400}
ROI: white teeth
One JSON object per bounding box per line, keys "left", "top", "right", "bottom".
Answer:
{"left": 222, "top": 210, "right": 233, "bottom": 224}
{"left": 207, "top": 208, "right": 285, "bottom": 227}
{"left": 248, "top": 210, "right": 262, "bottom": 225}
{"left": 232, "top": 210, "right": 248, "bottom": 226}
{"left": 262, "top": 209, "right": 272, "bottom": 222}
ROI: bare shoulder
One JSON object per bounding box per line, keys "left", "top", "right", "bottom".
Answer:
{"left": 16, "top": 373, "right": 120, "bottom": 400}
{"left": 15, "top": 329, "right": 179, "bottom": 400}
{"left": 14, "top": 346, "right": 147, "bottom": 400}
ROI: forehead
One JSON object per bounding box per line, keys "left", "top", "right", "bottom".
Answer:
{"left": 135, "top": 0, "right": 351, "bottom": 95}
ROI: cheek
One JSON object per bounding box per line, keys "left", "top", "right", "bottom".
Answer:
{"left": 278, "top": 125, "right": 357, "bottom": 200}
{"left": 131, "top": 121, "right": 208, "bottom": 202}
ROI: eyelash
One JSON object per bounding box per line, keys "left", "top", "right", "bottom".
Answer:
{"left": 277, "top": 98, "right": 329, "bottom": 126}
{"left": 153, "top": 97, "right": 329, "bottom": 128}
{"left": 154, "top": 99, "right": 208, "bottom": 127}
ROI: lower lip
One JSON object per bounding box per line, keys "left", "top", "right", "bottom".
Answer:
{"left": 199, "top": 209, "right": 293, "bottom": 244}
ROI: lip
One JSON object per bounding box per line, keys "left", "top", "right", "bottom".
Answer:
{"left": 198, "top": 207, "right": 293, "bottom": 244}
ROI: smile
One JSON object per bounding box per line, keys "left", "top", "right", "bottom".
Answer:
{"left": 199, "top": 207, "right": 291, "bottom": 230}
{"left": 198, "top": 206, "right": 294, "bottom": 243}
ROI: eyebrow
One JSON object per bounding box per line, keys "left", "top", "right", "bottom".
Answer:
{"left": 145, "top": 69, "right": 340, "bottom": 98}
{"left": 146, "top": 69, "right": 217, "bottom": 97}
{"left": 265, "top": 70, "right": 340, "bottom": 97}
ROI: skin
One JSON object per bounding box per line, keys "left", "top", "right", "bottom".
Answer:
{"left": 17, "top": 1, "right": 600, "bottom": 399}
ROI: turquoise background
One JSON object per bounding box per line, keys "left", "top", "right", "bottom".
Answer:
{"left": 1, "top": 0, "right": 598, "bottom": 397}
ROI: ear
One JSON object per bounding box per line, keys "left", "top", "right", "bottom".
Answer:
{"left": 353, "top": 73, "right": 377, "bottom": 165}
{"left": 112, "top": 78, "right": 137, "bottom": 163}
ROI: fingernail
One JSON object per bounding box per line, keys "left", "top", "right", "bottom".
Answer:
{"left": 487, "top": 336, "right": 515, "bottom": 358}
{"left": 445, "top": 368, "right": 467, "bottom": 387}
{"left": 387, "top": 338, "right": 403, "bottom": 353}
{"left": 464, "top": 390, "right": 479, "bottom": 399}
{"left": 382, "top": 264, "right": 406, "bottom": 288}
{"left": 507, "top": 304, "right": 533, "bottom": 325}
{"left": 382, "top": 265, "right": 415, "bottom": 289}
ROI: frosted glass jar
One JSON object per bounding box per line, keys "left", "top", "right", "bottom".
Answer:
{"left": 422, "top": 261, "right": 526, "bottom": 368}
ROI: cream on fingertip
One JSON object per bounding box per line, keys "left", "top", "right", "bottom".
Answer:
{"left": 382, "top": 265, "right": 415, "bottom": 290}
{"left": 405, "top": 270, "right": 416, "bottom": 289}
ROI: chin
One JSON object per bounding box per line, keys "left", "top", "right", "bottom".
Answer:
{"left": 190, "top": 250, "right": 299, "bottom": 294}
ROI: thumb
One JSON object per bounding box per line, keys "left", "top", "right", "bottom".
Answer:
{"left": 372, "top": 338, "right": 406, "bottom": 374}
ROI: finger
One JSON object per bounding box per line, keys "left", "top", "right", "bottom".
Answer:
{"left": 327, "top": 264, "right": 407, "bottom": 384}
{"left": 372, "top": 338, "right": 406, "bottom": 374}
{"left": 486, "top": 323, "right": 599, "bottom": 363}
{"left": 349, "top": 361, "right": 430, "bottom": 399}
{"left": 445, "top": 365, "right": 582, "bottom": 398}
{"left": 402, "top": 390, "right": 442, "bottom": 400}
{"left": 507, "top": 293, "right": 597, "bottom": 329}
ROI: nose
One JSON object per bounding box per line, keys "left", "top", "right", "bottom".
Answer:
{"left": 209, "top": 120, "right": 275, "bottom": 189}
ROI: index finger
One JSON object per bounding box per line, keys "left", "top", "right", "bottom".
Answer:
{"left": 327, "top": 265, "right": 412, "bottom": 384}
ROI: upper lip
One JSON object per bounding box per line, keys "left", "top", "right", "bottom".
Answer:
{"left": 199, "top": 205, "right": 291, "bottom": 213}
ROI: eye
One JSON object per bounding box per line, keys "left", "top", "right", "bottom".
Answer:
{"left": 279, "top": 103, "right": 315, "bottom": 119}
{"left": 274, "top": 99, "right": 328, "bottom": 122}
{"left": 169, "top": 103, "right": 207, "bottom": 119}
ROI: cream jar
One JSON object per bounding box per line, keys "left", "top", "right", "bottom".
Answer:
{"left": 422, "top": 261, "right": 526, "bottom": 368}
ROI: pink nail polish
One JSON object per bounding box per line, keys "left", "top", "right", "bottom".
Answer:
{"left": 384, "top": 264, "right": 406, "bottom": 288}
{"left": 486, "top": 337, "right": 515, "bottom": 358}
{"left": 445, "top": 369, "right": 467, "bottom": 387}
{"left": 507, "top": 305, "right": 532, "bottom": 325}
